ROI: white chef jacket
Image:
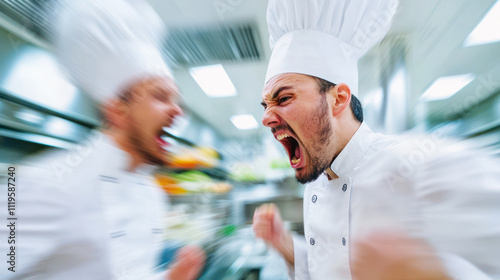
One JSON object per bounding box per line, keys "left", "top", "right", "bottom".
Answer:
{"left": 0, "top": 132, "right": 167, "bottom": 280}
{"left": 290, "top": 122, "right": 500, "bottom": 280}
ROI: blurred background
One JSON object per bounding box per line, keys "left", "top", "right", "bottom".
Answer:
{"left": 0, "top": 0, "right": 499, "bottom": 279}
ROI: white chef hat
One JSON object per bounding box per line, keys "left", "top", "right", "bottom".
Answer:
{"left": 266, "top": 0, "right": 398, "bottom": 95}
{"left": 53, "top": 0, "right": 172, "bottom": 104}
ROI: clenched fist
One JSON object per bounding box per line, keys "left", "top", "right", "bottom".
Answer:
{"left": 253, "top": 203, "right": 294, "bottom": 265}
{"left": 253, "top": 204, "right": 285, "bottom": 246}
{"left": 167, "top": 245, "right": 206, "bottom": 280}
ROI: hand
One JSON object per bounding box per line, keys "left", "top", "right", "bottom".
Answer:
{"left": 253, "top": 204, "right": 294, "bottom": 265}
{"left": 252, "top": 203, "right": 286, "bottom": 247}
{"left": 351, "top": 231, "right": 448, "bottom": 280}
{"left": 167, "top": 245, "right": 206, "bottom": 280}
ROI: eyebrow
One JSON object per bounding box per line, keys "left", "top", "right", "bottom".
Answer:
{"left": 261, "top": 86, "right": 293, "bottom": 107}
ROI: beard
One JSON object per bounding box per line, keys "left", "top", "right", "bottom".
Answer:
{"left": 295, "top": 96, "right": 333, "bottom": 184}
{"left": 128, "top": 119, "right": 165, "bottom": 166}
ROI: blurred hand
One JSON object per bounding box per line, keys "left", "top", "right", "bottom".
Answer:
{"left": 352, "top": 231, "right": 448, "bottom": 280}
{"left": 253, "top": 203, "right": 286, "bottom": 247}
{"left": 252, "top": 204, "right": 294, "bottom": 265}
{"left": 167, "top": 245, "right": 206, "bottom": 280}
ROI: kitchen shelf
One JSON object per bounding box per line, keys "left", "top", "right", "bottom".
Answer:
{"left": 158, "top": 166, "right": 229, "bottom": 181}
{"left": 0, "top": 90, "right": 99, "bottom": 128}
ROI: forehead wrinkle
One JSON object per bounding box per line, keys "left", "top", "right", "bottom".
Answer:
{"left": 264, "top": 84, "right": 294, "bottom": 104}
{"left": 263, "top": 83, "right": 275, "bottom": 103}
{"left": 263, "top": 76, "right": 281, "bottom": 100}
{"left": 262, "top": 74, "right": 304, "bottom": 105}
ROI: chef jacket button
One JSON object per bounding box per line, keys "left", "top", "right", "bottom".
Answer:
{"left": 342, "top": 184, "right": 347, "bottom": 192}
{"left": 312, "top": 195, "right": 317, "bottom": 203}
{"left": 310, "top": 238, "right": 315, "bottom": 246}
{"left": 342, "top": 237, "right": 346, "bottom": 246}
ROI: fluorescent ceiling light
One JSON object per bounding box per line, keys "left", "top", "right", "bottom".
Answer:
{"left": 230, "top": 114, "right": 259, "bottom": 130}
{"left": 189, "top": 64, "right": 237, "bottom": 97}
{"left": 421, "top": 74, "right": 475, "bottom": 102}
{"left": 464, "top": 1, "right": 500, "bottom": 46}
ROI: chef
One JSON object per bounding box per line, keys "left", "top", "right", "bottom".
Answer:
{"left": 0, "top": 0, "right": 205, "bottom": 279}
{"left": 253, "top": 0, "right": 500, "bottom": 279}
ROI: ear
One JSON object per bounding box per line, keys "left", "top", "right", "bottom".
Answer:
{"left": 330, "top": 83, "right": 351, "bottom": 117}
{"left": 102, "top": 98, "right": 130, "bottom": 129}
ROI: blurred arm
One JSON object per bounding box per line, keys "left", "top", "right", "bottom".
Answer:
{"left": 414, "top": 141, "right": 500, "bottom": 279}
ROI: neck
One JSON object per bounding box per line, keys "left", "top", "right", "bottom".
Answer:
{"left": 326, "top": 119, "right": 362, "bottom": 180}
{"left": 325, "top": 168, "right": 338, "bottom": 180}
{"left": 104, "top": 128, "right": 142, "bottom": 172}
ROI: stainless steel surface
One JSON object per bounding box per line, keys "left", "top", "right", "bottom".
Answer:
{"left": 0, "top": 27, "right": 99, "bottom": 158}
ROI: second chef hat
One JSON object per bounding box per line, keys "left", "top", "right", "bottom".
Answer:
{"left": 53, "top": 0, "right": 172, "bottom": 104}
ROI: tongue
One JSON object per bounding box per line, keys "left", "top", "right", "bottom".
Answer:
{"left": 294, "top": 144, "right": 300, "bottom": 159}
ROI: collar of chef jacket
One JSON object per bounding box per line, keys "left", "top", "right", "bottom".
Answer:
{"left": 329, "top": 122, "right": 378, "bottom": 178}
{"left": 96, "top": 131, "right": 158, "bottom": 177}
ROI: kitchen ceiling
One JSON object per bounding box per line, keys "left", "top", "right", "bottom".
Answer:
{"left": 148, "top": 0, "right": 500, "bottom": 138}
{"left": 146, "top": 0, "right": 270, "bottom": 139}
{"left": 1, "top": 0, "right": 499, "bottom": 139}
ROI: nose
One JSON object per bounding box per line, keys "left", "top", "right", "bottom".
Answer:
{"left": 172, "top": 102, "right": 183, "bottom": 117}
{"left": 262, "top": 108, "right": 280, "bottom": 128}
{"left": 166, "top": 102, "right": 183, "bottom": 122}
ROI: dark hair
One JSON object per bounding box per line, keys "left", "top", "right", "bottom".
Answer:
{"left": 315, "top": 77, "right": 363, "bottom": 123}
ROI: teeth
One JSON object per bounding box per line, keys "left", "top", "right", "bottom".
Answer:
{"left": 277, "top": 133, "right": 290, "bottom": 141}
{"left": 291, "top": 157, "right": 301, "bottom": 165}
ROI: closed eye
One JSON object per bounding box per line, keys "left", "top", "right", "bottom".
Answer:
{"left": 155, "top": 91, "right": 174, "bottom": 103}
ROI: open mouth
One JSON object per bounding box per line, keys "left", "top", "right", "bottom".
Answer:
{"left": 155, "top": 128, "right": 170, "bottom": 150}
{"left": 276, "top": 132, "right": 303, "bottom": 168}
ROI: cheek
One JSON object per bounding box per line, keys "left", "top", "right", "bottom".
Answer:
{"left": 144, "top": 100, "right": 164, "bottom": 119}
{"left": 301, "top": 124, "right": 320, "bottom": 141}
{"left": 131, "top": 102, "right": 160, "bottom": 133}
{"left": 283, "top": 105, "right": 318, "bottom": 137}
{"left": 281, "top": 105, "right": 302, "bottom": 123}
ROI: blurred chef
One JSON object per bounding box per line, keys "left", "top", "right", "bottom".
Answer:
{"left": 253, "top": 0, "right": 500, "bottom": 279}
{"left": 0, "top": 0, "right": 205, "bottom": 279}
